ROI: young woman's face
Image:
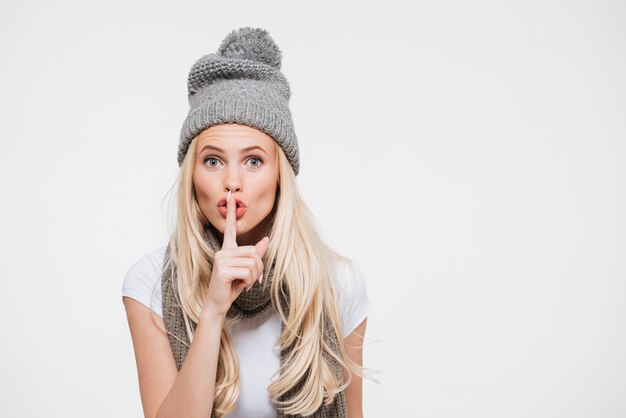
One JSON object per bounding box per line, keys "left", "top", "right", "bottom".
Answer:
{"left": 193, "top": 123, "right": 279, "bottom": 246}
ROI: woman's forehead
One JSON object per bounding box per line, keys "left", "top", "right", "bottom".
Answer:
{"left": 197, "top": 124, "right": 275, "bottom": 151}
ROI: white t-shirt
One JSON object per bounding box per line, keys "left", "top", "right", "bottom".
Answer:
{"left": 121, "top": 246, "right": 371, "bottom": 418}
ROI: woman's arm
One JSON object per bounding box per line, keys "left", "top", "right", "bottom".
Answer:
{"left": 343, "top": 317, "right": 367, "bottom": 418}
{"left": 124, "top": 297, "right": 224, "bottom": 418}
{"left": 124, "top": 192, "right": 265, "bottom": 417}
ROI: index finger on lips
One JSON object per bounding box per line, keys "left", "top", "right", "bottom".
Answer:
{"left": 222, "top": 190, "right": 238, "bottom": 249}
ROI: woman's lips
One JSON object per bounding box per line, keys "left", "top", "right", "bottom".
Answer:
{"left": 217, "top": 196, "right": 247, "bottom": 219}
{"left": 217, "top": 205, "right": 247, "bottom": 219}
{"left": 217, "top": 197, "right": 247, "bottom": 208}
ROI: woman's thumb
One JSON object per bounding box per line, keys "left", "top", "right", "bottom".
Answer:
{"left": 255, "top": 236, "right": 270, "bottom": 257}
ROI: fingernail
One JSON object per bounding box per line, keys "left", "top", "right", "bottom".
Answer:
{"left": 259, "top": 273, "right": 264, "bottom": 284}
{"left": 227, "top": 190, "right": 231, "bottom": 202}
{"left": 246, "top": 285, "right": 252, "bottom": 292}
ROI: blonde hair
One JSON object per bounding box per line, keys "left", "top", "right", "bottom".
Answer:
{"left": 156, "top": 132, "right": 376, "bottom": 416}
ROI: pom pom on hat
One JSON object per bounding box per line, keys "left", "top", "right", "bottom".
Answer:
{"left": 217, "top": 27, "right": 282, "bottom": 69}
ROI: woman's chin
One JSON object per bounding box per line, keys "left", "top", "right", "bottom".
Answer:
{"left": 213, "top": 217, "right": 250, "bottom": 235}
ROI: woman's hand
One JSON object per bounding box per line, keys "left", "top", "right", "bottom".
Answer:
{"left": 201, "top": 191, "right": 269, "bottom": 318}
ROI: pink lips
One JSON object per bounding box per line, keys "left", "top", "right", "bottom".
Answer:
{"left": 217, "top": 205, "right": 247, "bottom": 219}
{"left": 217, "top": 197, "right": 247, "bottom": 208}
{"left": 217, "top": 197, "right": 247, "bottom": 219}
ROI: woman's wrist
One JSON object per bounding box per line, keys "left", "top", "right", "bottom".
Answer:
{"left": 199, "top": 305, "right": 227, "bottom": 326}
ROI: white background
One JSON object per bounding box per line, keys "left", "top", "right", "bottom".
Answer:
{"left": 1, "top": 0, "right": 625, "bottom": 417}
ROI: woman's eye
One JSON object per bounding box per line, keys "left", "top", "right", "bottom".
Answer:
{"left": 204, "top": 157, "right": 220, "bottom": 166}
{"left": 248, "top": 157, "right": 263, "bottom": 167}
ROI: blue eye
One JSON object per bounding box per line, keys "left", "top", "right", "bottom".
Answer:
{"left": 249, "top": 157, "right": 263, "bottom": 167}
{"left": 204, "top": 157, "right": 219, "bottom": 167}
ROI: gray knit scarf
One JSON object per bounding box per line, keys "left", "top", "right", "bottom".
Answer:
{"left": 161, "top": 223, "right": 347, "bottom": 418}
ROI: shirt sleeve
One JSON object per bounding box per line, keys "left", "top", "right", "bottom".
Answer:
{"left": 121, "top": 247, "right": 166, "bottom": 317}
{"left": 334, "top": 260, "right": 371, "bottom": 337}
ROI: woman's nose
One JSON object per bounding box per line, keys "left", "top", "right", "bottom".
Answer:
{"left": 224, "top": 167, "right": 242, "bottom": 193}
{"left": 225, "top": 184, "right": 241, "bottom": 194}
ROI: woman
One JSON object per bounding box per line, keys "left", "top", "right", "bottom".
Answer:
{"left": 122, "top": 27, "right": 373, "bottom": 418}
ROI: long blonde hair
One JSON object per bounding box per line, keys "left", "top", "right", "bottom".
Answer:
{"left": 157, "top": 132, "right": 375, "bottom": 416}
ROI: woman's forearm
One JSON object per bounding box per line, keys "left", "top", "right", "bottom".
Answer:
{"left": 156, "top": 312, "right": 225, "bottom": 418}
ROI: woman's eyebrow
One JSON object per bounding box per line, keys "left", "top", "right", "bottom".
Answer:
{"left": 199, "top": 144, "right": 268, "bottom": 156}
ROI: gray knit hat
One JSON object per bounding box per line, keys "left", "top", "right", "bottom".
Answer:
{"left": 177, "top": 27, "right": 300, "bottom": 175}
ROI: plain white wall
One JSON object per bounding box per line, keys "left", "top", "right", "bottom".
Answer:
{"left": 1, "top": 0, "right": 624, "bottom": 417}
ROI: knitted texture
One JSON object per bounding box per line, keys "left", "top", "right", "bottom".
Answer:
{"left": 161, "top": 223, "right": 347, "bottom": 417}
{"left": 177, "top": 27, "right": 300, "bottom": 176}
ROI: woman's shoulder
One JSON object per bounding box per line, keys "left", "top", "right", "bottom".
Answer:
{"left": 331, "top": 258, "right": 371, "bottom": 337}
{"left": 333, "top": 256, "right": 364, "bottom": 278}
{"left": 130, "top": 245, "right": 167, "bottom": 268}
{"left": 332, "top": 258, "right": 368, "bottom": 296}
{"left": 121, "top": 245, "right": 168, "bottom": 317}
